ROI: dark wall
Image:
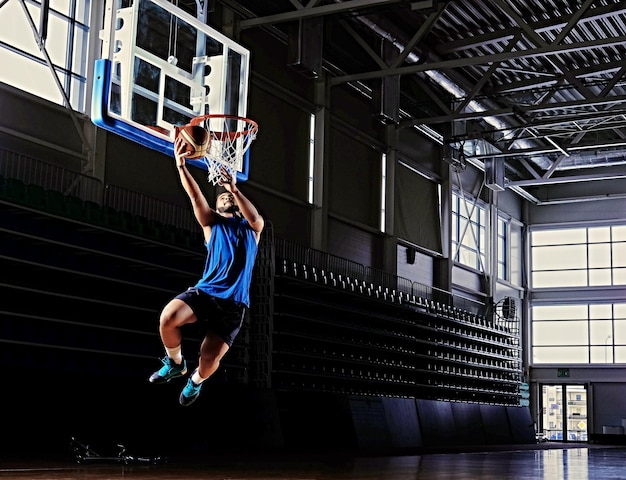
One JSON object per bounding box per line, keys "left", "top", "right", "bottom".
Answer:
{"left": 0, "top": 85, "right": 84, "bottom": 170}
{"left": 238, "top": 26, "right": 447, "bottom": 267}
{"left": 398, "top": 126, "right": 442, "bottom": 176}
{"left": 102, "top": 134, "right": 181, "bottom": 200}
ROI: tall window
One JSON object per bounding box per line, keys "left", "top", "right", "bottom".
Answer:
{"left": 497, "top": 215, "right": 522, "bottom": 286}
{"left": 0, "top": 1, "right": 92, "bottom": 111}
{"left": 533, "top": 303, "right": 626, "bottom": 364}
{"left": 497, "top": 216, "right": 507, "bottom": 280}
{"left": 380, "top": 153, "right": 386, "bottom": 233}
{"left": 531, "top": 225, "right": 626, "bottom": 287}
{"left": 451, "top": 190, "right": 486, "bottom": 272}
{"left": 531, "top": 224, "right": 626, "bottom": 364}
{"left": 308, "top": 113, "right": 315, "bottom": 204}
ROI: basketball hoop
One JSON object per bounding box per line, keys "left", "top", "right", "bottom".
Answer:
{"left": 188, "top": 114, "right": 258, "bottom": 185}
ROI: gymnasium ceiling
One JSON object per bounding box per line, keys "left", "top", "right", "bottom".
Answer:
{"left": 218, "top": 0, "right": 626, "bottom": 204}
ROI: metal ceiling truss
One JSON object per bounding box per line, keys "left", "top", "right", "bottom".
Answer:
{"left": 229, "top": 0, "right": 626, "bottom": 203}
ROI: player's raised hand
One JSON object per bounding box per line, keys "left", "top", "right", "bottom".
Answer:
{"left": 218, "top": 166, "right": 237, "bottom": 192}
{"left": 174, "top": 136, "right": 189, "bottom": 167}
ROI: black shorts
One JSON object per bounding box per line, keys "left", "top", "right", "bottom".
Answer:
{"left": 175, "top": 287, "right": 246, "bottom": 347}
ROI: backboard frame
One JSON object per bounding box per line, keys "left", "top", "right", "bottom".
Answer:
{"left": 91, "top": 0, "right": 252, "bottom": 180}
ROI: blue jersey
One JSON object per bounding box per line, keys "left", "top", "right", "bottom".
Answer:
{"left": 194, "top": 215, "right": 259, "bottom": 307}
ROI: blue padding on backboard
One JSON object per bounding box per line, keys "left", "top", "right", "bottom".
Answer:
{"left": 91, "top": 59, "right": 249, "bottom": 182}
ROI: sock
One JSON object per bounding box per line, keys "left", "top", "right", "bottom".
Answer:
{"left": 191, "top": 369, "right": 207, "bottom": 385}
{"left": 165, "top": 345, "right": 183, "bottom": 364}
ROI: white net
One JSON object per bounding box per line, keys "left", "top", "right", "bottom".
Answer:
{"left": 189, "top": 115, "right": 258, "bottom": 185}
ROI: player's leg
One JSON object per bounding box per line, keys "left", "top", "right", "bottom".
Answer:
{"left": 178, "top": 296, "right": 245, "bottom": 406}
{"left": 159, "top": 298, "right": 197, "bottom": 348}
{"left": 179, "top": 333, "right": 229, "bottom": 406}
{"left": 198, "top": 332, "right": 230, "bottom": 378}
{"left": 148, "top": 298, "right": 197, "bottom": 384}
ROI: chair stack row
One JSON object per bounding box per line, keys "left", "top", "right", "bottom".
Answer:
{"left": 271, "top": 242, "right": 522, "bottom": 405}
{"left": 0, "top": 176, "right": 201, "bottom": 249}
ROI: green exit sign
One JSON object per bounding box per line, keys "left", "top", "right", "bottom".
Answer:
{"left": 557, "top": 368, "right": 570, "bottom": 378}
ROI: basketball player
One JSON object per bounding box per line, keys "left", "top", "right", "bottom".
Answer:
{"left": 148, "top": 135, "right": 264, "bottom": 406}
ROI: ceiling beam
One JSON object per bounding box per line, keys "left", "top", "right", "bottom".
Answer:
{"left": 507, "top": 171, "right": 626, "bottom": 187}
{"left": 436, "top": 4, "right": 626, "bottom": 54}
{"left": 491, "top": 0, "right": 594, "bottom": 99}
{"left": 330, "top": 35, "right": 626, "bottom": 85}
{"left": 469, "top": 139, "right": 626, "bottom": 160}
{"left": 401, "top": 94, "right": 626, "bottom": 128}
{"left": 240, "top": 0, "right": 405, "bottom": 28}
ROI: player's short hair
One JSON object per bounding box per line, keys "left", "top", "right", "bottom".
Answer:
{"left": 215, "top": 185, "right": 228, "bottom": 197}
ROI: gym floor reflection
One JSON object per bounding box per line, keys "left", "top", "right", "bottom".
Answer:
{"left": 2, "top": 444, "right": 625, "bottom": 479}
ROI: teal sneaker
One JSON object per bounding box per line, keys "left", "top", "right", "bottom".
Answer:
{"left": 179, "top": 373, "right": 203, "bottom": 406}
{"left": 148, "top": 356, "right": 187, "bottom": 384}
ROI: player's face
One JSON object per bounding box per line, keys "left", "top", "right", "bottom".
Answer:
{"left": 216, "top": 192, "right": 236, "bottom": 213}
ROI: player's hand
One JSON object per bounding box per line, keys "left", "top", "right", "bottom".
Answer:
{"left": 217, "top": 166, "right": 238, "bottom": 193}
{"left": 174, "top": 136, "right": 189, "bottom": 167}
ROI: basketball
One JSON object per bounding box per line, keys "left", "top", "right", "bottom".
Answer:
{"left": 176, "top": 125, "right": 210, "bottom": 159}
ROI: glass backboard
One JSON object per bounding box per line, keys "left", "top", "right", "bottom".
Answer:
{"left": 92, "top": 0, "right": 251, "bottom": 180}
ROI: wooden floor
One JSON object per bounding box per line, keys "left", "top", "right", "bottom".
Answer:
{"left": 1, "top": 443, "right": 625, "bottom": 479}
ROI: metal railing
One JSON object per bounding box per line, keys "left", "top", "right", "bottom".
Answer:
{"left": 0, "top": 147, "right": 195, "bottom": 231}
{"left": 0, "top": 148, "right": 103, "bottom": 203}
{"left": 103, "top": 184, "right": 196, "bottom": 231}
{"left": 273, "top": 236, "right": 487, "bottom": 313}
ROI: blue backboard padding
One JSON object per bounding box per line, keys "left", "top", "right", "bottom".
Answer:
{"left": 91, "top": 59, "right": 249, "bottom": 181}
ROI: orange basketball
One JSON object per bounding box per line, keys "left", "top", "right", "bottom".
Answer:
{"left": 176, "top": 125, "right": 210, "bottom": 159}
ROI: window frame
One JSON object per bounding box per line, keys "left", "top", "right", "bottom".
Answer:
{"left": 451, "top": 190, "right": 487, "bottom": 273}
{"left": 0, "top": 0, "right": 93, "bottom": 112}
{"left": 530, "top": 222, "right": 626, "bottom": 365}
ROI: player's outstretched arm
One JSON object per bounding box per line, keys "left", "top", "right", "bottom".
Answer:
{"left": 175, "top": 137, "right": 215, "bottom": 227}
{"left": 219, "top": 166, "right": 264, "bottom": 237}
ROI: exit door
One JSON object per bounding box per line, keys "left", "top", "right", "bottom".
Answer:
{"left": 541, "top": 384, "right": 588, "bottom": 441}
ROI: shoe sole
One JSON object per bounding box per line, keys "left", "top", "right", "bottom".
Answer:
{"left": 179, "top": 393, "right": 200, "bottom": 407}
{"left": 179, "top": 376, "right": 202, "bottom": 406}
{"left": 148, "top": 367, "right": 188, "bottom": 384}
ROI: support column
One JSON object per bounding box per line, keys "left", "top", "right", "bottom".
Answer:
{"left": 382, "top": 124, "right": 398, "bottom": 274}
{"left": 487, "top": 188, "right": 499, "bottom": 300}
{"left": 311, "top": 76, "right": 330, "bottom": 251}
{"left": 434, "top": 162, "right": 452, "bottom": 292}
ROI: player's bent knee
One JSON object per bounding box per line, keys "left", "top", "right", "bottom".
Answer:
{"left": 159, "top": 300, "right": 194, "bottom": 328}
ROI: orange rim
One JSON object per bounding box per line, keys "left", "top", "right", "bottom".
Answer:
{"left": 188, "top": 114, "right": 258, "bottom": 141}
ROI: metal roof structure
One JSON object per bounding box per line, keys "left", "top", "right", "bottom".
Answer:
{"left": 218, "top": 0, "right": 626, "bottom": 204}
